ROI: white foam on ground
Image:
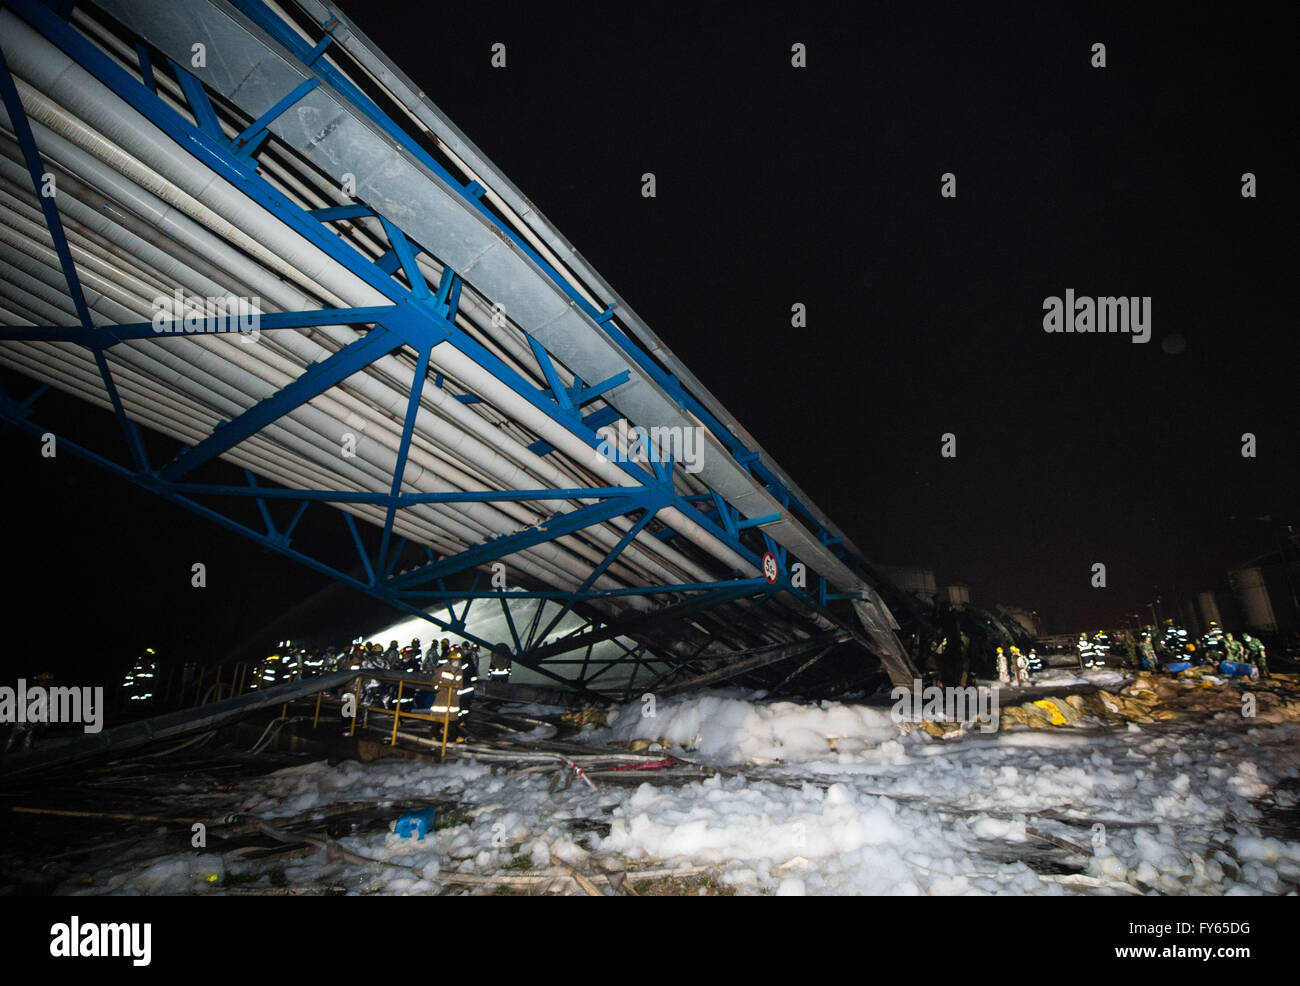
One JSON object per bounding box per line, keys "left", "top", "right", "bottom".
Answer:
{"left": 72, "top": 693, "right": 1300, "bottom": 896}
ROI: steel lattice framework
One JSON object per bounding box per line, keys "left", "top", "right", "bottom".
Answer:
{"left": 0, "top": 0, "right": 919, "bottom": 696}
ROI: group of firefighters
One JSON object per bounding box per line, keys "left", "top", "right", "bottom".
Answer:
{"left": 118, "top": 636, "right": 516, "bottom": 740}
{"left": 1076, "top": 622, "right": 1271, "bottom": 678}
{"left": 341, "top": 637, "right": 513, "bottom": 740}
{"left": 993, "top": 645, "right": 1039, "bottom": 686}
{"left": 317, "top": 637, "right": 515, "bottom": 740}
{"left": 986, "top": 620, "right": 1274, "bottom": 688}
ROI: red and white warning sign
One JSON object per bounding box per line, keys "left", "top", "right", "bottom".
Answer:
{"left": 761, "top": 551, "right": 779, "bottom": 584}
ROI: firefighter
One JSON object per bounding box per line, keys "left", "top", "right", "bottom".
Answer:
{"left": 121, "top": 649, "right": 158, "bottom": 709}
{"left": 1159, "top": 620, "right": 1188, "bottom": 661}
{"left": 4, "top": 670, "right": 55, "bottom": 753}
{"left": 458, "top": 643, "right": 480, "bottom": 726}
{"left": 489, "top": 642, "right": 513, "bottom": 682}
{"left": 419, "top": 640, "right": 440, "bottom": 674}
{"left": 1077, "top": 633, "right": 1093, "bottom": 669}
{"left": 383, "top": 640, "right": 401, "bottom": 669}
{"left": 994, "top": 646, "right": 1009, "bottom": 684}
{"left": 403, "top": 638, "right": 423, "bottom": 672}
{"left": 1242, "top": 633, "right": 1270, "bottom": 678}
{"left": 359, "top": 642, "right": 388, "bottom": 712}
{"left": 1118, "top": 630, "right": 1137, "bottom": 667}
{"left": 432, "top": 645, "right": 465, "bottom": 745}
{"left": 1090, "top": 630, "right": 1110, "bottom": 667}
{"left": 1010, "top": 646, "right": 1029, "bottom": 686}
{"left": 285, "top": 646, "right": 307, "bottom": 681}
{"left": 1201, "top": 621, "right": 1226, "bottom": 661}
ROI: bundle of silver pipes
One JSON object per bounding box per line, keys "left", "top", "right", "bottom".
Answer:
{"left": 0, "top": 2, "right": 855, "bottom": 667}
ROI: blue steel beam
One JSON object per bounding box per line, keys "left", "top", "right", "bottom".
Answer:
{"left": 523, "top": 580, "right": 775, "bottom": 663}
{"left": 534, "top": 507, "right": 657, "bottom": 643}
{"left": 154, "top": 0, "right": 845, "bottom": 570}
{"left": 232, "top": 76, "right": 319, "bottom": 154}
{"left": 376, "top": 339, "right": 433, "bottom": 574}
{"left": 0, "top": 42, "right": 148, "bottom": 471}
{"left": 133, "top": 42, "right": 155, "bottom": 95}
{"left": 170, "top": 60, "right": 222, "bottom": 138}
{"left": 528, "top": 333, "right": 574, "bottom": 413}
{"left": 377, "top": 216, "right": 430, "bottom": 299}
{"left": 157, "top": 324, "right": 405, "bottom": 481}
{"left": 385, "top": 495, "right": 651, "bottom": 588}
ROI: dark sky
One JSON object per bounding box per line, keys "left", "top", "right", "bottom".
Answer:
{"left": 344, "top": 0, "right": 1298, "bottom": 623}
{"left": 2, "top": 0, "right": 1296, "bottom": 679}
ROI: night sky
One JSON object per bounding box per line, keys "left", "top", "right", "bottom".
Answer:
{"left": 2, "top": 1, "right": 1296, "bottom": 681}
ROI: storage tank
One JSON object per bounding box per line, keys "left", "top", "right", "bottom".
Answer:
{"left": 938, "top": 584, "right": 971, "bottom": 606}
{"left": 1229, "top": 566, "right": 1278, "bottom": 633}
{"left": 881, "top": 566, "right": 937, "bottom": 598}
{"left": 1195, "top": 591, "right": 1223, "bottom": 630}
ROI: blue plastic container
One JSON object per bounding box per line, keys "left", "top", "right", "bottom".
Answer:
{"left": 394, "top": 806, "right": 436, "bottom": 840}
{"left": 1165, "top": 661, "right": 1192, "bottom": 673}
{"left": 1217, "top": 660, "right": 1259, "bottom": 681}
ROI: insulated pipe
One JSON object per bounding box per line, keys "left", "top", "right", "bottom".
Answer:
{"left": 0, "top": 239, "right": 139, "bottom": 323}
{"left": 0, "top": 284, "right": 65, "bottom": 328}
{"left": 0, "top": 195, "right": 174, "bottom": 307}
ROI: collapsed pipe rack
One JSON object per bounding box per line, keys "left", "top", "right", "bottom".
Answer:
{"left": 0, "top": 0, "right": 919, "bottom": 694}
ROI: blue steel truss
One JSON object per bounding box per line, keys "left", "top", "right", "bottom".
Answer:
{"left": 0, "top": 0, "right": 873, "bottom": 694}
